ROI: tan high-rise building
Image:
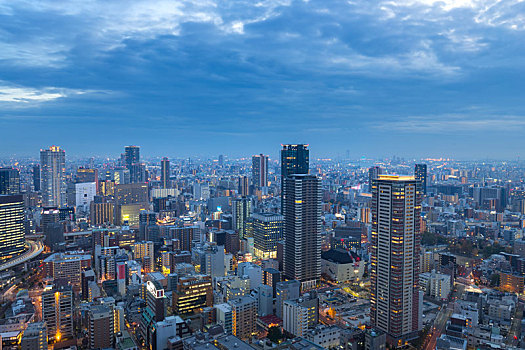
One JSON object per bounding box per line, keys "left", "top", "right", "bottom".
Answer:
{"left": 21, "top": 322, "right": 47, "bottom": 350}
{"left": 370, "top": 175, "right": 421, "bottom": 344}
{"left": 90, "top": 202, "right": 115, "bottom": 226}
{"left": 88, "top": 304, "right": 114, "bottom": 349}
{"left": 229, "top": 296, "right": 256, "bottom": 341}
{"left": 41, "top": 283, "right": 73, "bottom": 342}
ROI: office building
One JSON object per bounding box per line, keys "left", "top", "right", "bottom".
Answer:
{"left": 43, "top": 252, "right": 89, "bottom": 289}
{"left": 124, "top": 146, "right": 143, "bottom": 183}
{"left": 74, "top": 182, "right": 97, "bottom": 211}
{"left": 216, "top": 303, "right": 233, "bottom": 334}
{"left": 90, "top": 202, "right": 115, "bottom": 226}
{"left": 21, "top": 322, "right": 47, "bottom": 350}
{"left": 281, "top": 144, "right": 309, "bottom": 179}
{"left": 232, "top": 197, "right": 252, "bottom": 239}
{"left": 140, "top": 280, "right": 167, "bottom": 344}
{"left": 253, "top": 213, "right": 283, "bottom": 260}
{"left": 161, "top": 157, "right": 170, "bottom": 189}
{"left": 281, "top": 144, "right": 309, "bottom": 210}
{"left": 283, "top": 297, "right": 319, "bottom": 337}
{"left": 155, "top": 316, "right": 191, "bottom": 350}
{"left": 40, "top": 146, "right": 66, "bottom": 207}
{"left": 370, "top": 175, "right": 422, "bottom": 343}
{"left": 257, "top": 284, "right": 273, "bottom": 316}
{"left": 173, "top": 275, "right": 213, "bottom": 315}
{"left": 77, "top": 167, "right": 99, "bottom": 189}
{"left": 0, "top": 167, "right": 20, "bottom": 195}
{"left": 368, "top": 166, "right": 382, "bottom": 192}
{"left": 283, "top": 174, "right": 321, "bottom": 291}
{"left": 42, "top": 283, "right": 73, "bottom": 342}
{"left": 88, "top": 304, "right": 114, "bottom": 349}
{"left": 0, "top": 194, "right": 25, "bottom": 260}
{"left": 414, "top": 164, "right": 427, "bottom": 194}
{"left": 33, "top": 165, "right": 40, "bottom": 191}
{"left": 276, "top": 280, "right": 300, "bottom": 318}
{"left": 229, "top": 296, "right": 257, "bottom": 341}
{"left": 252, "top": 154, "right": 269, "bottom": 188}
{"left": 238, "top": 176, "right": 249, "bottom": 197}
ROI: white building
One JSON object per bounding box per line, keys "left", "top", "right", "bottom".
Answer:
{"left": 321, "top": 249, "right": 364, "bottom": 283}
{"left": 304, "top": 325, "right": 341, "bottom": 349}
{"left": 420, "top": 270, "right": 450, "bottom": 300}
{"left": 257, "top": 285, "right": 273, "bottom": 317}
{"left": 155, "top": 316, "right": 191, "bottom": 349}
{"left": 75, "top": 182, "right": 96, "bottom": 212}
{"left": 238, "top": 262, "right": 262, "bottom": 289}
{"left": 215, "top": 303, "right": 233, "bottom": 334}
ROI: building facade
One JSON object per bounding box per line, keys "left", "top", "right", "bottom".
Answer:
{"left": 40, "top": 146, "right": 66, "bottom": 207}
{"left": 283, "top": 174, "right": 321, "bottom": 290}
{"left": 370, "top": 175, "right": 422, "bottom": 343}
{"left": 0, "top": 194, "right": 25, "bottom": 260}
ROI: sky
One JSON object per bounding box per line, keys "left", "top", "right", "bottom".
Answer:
{"left": 1, "top": 0, "right": 525, "bottom": 160}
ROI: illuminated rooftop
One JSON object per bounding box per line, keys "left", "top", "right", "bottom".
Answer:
{"left": 377, "top": 174, "right": 415, "bottom": 181}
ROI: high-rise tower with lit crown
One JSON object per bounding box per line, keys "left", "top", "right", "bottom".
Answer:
{"left": 370, "top": 175, "right": 421, "bottom": 344}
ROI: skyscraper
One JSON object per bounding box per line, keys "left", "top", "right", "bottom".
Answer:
{"left": 124, "top": 146, "right": 141, "bottom": 183}
{"left": 232, "top": 197, "right": 252, "bottom": 239}
{"left": 281, "top": 144, "right": 309, "bottom": 179}
{"left": 368, "top": 166, "right": 382, "bottom": 192}
{"left": 40, "top": 146, "right": 66, "bottom": 207}
{"left": 414, "top": 163, "right": 427, "bottom": 194}
{"left": 238, "top": 176, "right": 249, "bottom": 197}
{"left": 0, "top": 194, "right": 25, "bottom": 260}
{"left": 42, "top": 283, "right": 73, "bottom": 342}
{"left": 281, "top": 144, "right": 309, "bottom": 212}
{"left": 87, "top": 304, "right": 114, "bottom": 349}
{"left": 252, "top": 154, "right": 269, "bottom": 188}
{"left": 283, "top": 174, "right": 321, "bottom": 291}
{"left": 33, "top": 165, "right": 40, "bottom": 191}
{"left": 253, "top": 212, "right": 283, "bottom": 260}
{"left": 161, "top": 157, "right": 170, "bottom": 189}
{"left": 0, "top": 168, "right": 20, "bottom": 195}
{"left": 370, "top": 175, "right": 421, "bottom": 344}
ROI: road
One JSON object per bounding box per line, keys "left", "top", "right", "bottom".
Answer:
{"left": 506, "top": 301, "right": 523, "bottom": 347}
{"left": 0, "top": 240, "right": 43, "bottom": 271}
{"left": 423, "top": 283, "right": 465, "bottom": 350}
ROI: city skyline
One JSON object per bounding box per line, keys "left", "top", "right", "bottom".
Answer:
{"left": 1, "top": 1, "right": 525, "bottom": 158}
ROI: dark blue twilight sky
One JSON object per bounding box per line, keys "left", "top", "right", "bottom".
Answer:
{"left": 1, "top": 0, "right": 525, "bottom": 159}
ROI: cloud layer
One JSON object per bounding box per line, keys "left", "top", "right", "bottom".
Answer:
{"left": 0, "top": 0, "right": 524, "bottom": 158}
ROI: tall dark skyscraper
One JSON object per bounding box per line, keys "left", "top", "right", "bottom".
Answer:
{"left": 238, "top": 176, "right": 249, "bottom": 197}
{"left": 0, "top": 194, "right": 25, "bottom": 260}
{"left": 283, "top": 174, "right": 321, "bottom": 291}
{"left": 252, "top": 154, "right": 269, "bottom": 188}
{"left": 414, "top": 163, "right": 427, "bottom": 194}
{"left": 40, "top": 146, "right": 66, "bottom": 208}
{"left": 368, "top": 166, "right": 382, "bottom": 192}
{"left": 281, "top": 144, "right": 309, "bottom": 179}
{"left": 0, "top": 168, "right": 20, "bottom": 195}
{"left": 161, "top": 157, "right": 170, "bottom": 189}
{"left": 280, "top": 144, "right": 309, "bottom": 212}
{"left": 233, "top": 197, "right": 252, "bottom": 239}
{"left": 124, "top": 146, "right": 141, "bottom": 183}
{"left": 33, "top": 165, "right": 40, "bottom": 192}
{"left": 370, "top": 175, "right": 421, "bottom": 343}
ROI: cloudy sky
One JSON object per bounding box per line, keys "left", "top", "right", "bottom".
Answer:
{"left": 1, "top": 0, "right": 525, "bottom": 159}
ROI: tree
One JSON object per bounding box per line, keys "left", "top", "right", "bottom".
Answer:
{"left": 490, "top": 273, "right": 500, "bottom": 287}
{"left": 267, "top": 326, "right": 283, "bottom": 343}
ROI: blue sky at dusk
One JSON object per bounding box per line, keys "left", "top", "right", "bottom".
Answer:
{"left": 1, "top": 0, "right": 525, "bottom": 159}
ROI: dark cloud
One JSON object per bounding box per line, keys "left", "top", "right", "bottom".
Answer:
{"left": 0, "top": 0, "right": 524, "bottom": 159}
